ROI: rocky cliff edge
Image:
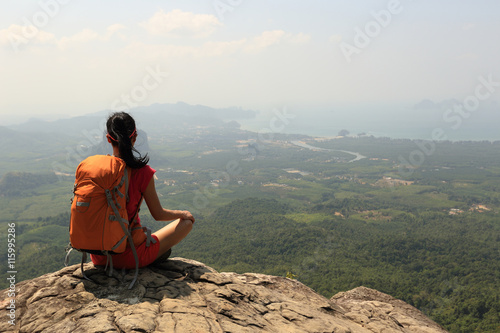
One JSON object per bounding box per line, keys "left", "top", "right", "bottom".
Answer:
{"left": 0, "top": 257, "right": 447, "bottom": 333}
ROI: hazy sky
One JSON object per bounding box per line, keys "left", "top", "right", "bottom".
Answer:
{"left": 1, "top": 0, "right": 499, "bottom": 129}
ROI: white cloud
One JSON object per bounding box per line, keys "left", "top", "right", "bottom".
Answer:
{"left": 105, "top": 24, "right": 127, "bottom": 39}
{"left": 124, "top": 42, "right": 195, "bottom": 61}
{"left": 140, "top": 9, "right": 222, "bottom": 38}
{"left": 124, "top": 39, "right": 248, "bottom": 61}
{"left": 0, "top": 24, "right": 127, "bottom": 51}
{"left": 245, "top": 30, "right": 285, "bottom": 52}
{"left": 58, "top": 29, "right": 99, "bottom": 49}
{"left": 0, "top": 24, "right": 56, "bottom": 49}
{"left": 124, "top": 30, "right": 310, "bottom": 60}
{"left": 287, "top": 32, "right": 311, "bottom": 44}
{"left": 58, "top": 24, "right": 126, "bottom": 49}
{"left": 244, "top": 30, "right": 309, "bottom": 53}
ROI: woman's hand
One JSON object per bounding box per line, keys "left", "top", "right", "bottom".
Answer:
{"left": 177, "top": 210, "right": 195, "bottom": 223}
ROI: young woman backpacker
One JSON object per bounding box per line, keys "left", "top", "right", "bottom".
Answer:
{"left": 90, "top": 111, "right": 195, "bottom": 269}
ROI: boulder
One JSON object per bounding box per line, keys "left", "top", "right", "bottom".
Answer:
{"left": 0, "top": 258, "right": 448, "bottom": 332}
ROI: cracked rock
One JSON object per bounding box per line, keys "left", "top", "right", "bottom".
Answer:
{"left": 0, "top": 258, "right": 447, "bottom": 332}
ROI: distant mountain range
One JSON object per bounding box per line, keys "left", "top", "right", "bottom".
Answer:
{"left": 6, "top": 100, "right": 500, "bottom": 143}
{"left": 7, "top": 102, "right": 257, "bottom": 137}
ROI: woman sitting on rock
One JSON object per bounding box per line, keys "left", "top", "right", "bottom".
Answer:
{"left": 90, "top": 111, "right": 195, "bottom": 269}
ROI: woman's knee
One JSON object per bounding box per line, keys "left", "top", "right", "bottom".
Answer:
{"left": 179, "top": 219, "right": 194, "bottom": 232}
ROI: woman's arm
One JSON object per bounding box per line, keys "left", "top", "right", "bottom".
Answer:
{"left": 143, "top": 177, "right": 195, "bottom": 223}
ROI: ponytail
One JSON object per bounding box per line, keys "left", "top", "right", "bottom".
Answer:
{"left": 106, "top": 112, "right": 149, "bottom": 169}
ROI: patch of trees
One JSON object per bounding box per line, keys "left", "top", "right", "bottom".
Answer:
{"left": 0, "top": 172, "right": 58, "bottom": 197}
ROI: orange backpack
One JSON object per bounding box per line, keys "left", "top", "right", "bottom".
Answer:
{"left": 66, "top": 155, "right": 144, "bottom": 288}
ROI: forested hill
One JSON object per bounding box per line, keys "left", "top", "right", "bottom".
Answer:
{"left": 174, "top": 197, "right": 499, "bottom": 332}
{"left": 3, "top": 196, "right": 497, "bottom": 332}
{"left": 0, "top": 172, "right": 58, "bottom": 197}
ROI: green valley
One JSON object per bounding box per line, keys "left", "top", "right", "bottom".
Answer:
{"left": 1, "top": 122, "right": 499, "bottom": 332}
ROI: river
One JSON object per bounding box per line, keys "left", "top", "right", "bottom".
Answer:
{"left": 290, "top": 140, "right": 366, "bottom": 163}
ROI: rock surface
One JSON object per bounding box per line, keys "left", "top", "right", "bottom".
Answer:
{"left": 0, "top": 258, "right": 448, "bottom": 332}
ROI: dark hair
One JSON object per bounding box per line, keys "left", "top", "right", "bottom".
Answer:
{"left": 106, "top": 112, "right": 149, "bottom": 169}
